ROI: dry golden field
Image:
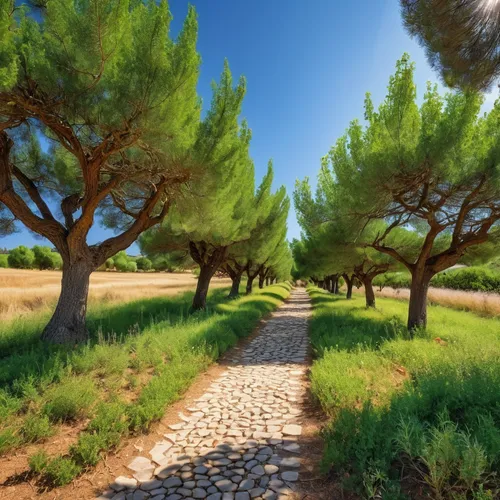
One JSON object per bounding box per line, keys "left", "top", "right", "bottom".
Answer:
{"left": 0, "top": 269, "right": 231, "bottom": 320}
{"left": 373, "top": 285, "right": 500, "bottom": 317}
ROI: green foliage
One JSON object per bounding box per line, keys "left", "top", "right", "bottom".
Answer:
{"left": 33, "top": 246, "right": 61, "bottom": 270}
{"left": 432, "top": 266, "right": 500, "bottom": 293}
{"left": 0, "top": 254, "right": 7, "bottom": 268}
{"left": 28, "top": 451, "right": 49, "bottom": 474}
{"left": 104, "top": 258, "right": 114, "bottom": 270}
{"left": 401, "top": 0, "right": 500, "bottom": 91}
{"left": 43, "top": 456, "right": 81, "bottom": 486}
{"left": 7, "top": 245, "right": 34, "bottom": 269}
{"left": 43, "top": 377, "right": 98, "bottom": 422}
{"left": 20, "top": 413, "right": 53, "bottom": 443}
{"left": 309, "top": 288, "right": 500, "bottom": 498}
{"left": 136, "top": 256, "right": 152, "bottom": 271}
{"left": 126, "top": 261, "right": 137, "bottom": 273}
{"left": 0, "top": 283, "right": 290, "bottom": 483}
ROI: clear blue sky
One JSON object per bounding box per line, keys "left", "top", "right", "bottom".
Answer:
{"left": 4, "top": 0, "right": 497, "bottom": 253}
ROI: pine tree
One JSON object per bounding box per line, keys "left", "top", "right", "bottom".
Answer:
{"left": 141, "top": 63, "right": 263, "bottom": 310}
{"left": 327, "top": 55, "right": 500, "bottom": 331}
{"left": 0, "top": 1, "right": 203, "bottom": 342}
{"left": 225, "top": 161, "right": 290, "bottom": 296}
{"left": 401, "top": 0, "right": 500, "bottom": 91}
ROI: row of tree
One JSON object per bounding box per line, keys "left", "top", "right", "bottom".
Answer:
{"left": 0, "top": 1, "right": 291, "bottom": 344}
{"left": 293, "top": 54, "right": 500, "bottom": 334}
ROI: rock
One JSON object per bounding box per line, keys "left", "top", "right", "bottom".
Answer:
{"left": 282, "top": 425, "right": 302, "bottom": 436}
{"left": 281, "top": 471, "right": 299, "bottom": 482}
{"left": 128, "top": 457, "right": 154, "bottom": 472}
{"left": 140, "top": 479, "right": 163, "bottom": 491}
{"left": 163, "top": 476, "right": 182, "bottom": 488}
{"left": 111, "top": 476, "right": 138, "bottom": 491}
{"left": 280, "top": 457, "right": 300, "bottom": 468}
{"left": 192, "top": 487, "right": 208, "bottom": 498}
{"left": 215, "top": 479, "right": 238, "bottom": 492}
{"left": 237, "top": 478, "right": 254, "bottom": 491}
{"left": 250, "top": 465, "right": 265, "bottom": 476}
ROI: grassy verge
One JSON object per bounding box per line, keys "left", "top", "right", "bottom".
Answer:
{"left": 0, "top": 282, "right": 291, "bottom": 487}
{"left": 308, "top": 286, "right": 500, "bottom": 500}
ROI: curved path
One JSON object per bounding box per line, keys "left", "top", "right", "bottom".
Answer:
{"left": 100, "top": 288, "right": 311, "bottom": 500}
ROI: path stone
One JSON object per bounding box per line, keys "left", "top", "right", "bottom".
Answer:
{"left": 101, "top": 289, "right": 311, "bottom": 500}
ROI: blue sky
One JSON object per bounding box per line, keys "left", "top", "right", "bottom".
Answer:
{"left": 4, "top": 0, "right": 497, "bottom": 253}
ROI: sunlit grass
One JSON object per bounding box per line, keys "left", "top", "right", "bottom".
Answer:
{"left": 0, "top": 283, "right": 290, "bottom": 487}
{"left": 308, "top": 287, "right": 500, "bottom": 498}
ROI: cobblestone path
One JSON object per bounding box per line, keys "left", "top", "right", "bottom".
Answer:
{"left": 100, "top": 288, "right": 311, "bottom": 500}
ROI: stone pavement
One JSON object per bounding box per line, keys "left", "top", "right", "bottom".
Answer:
{"left": 99, "top": 288, "right": 311, "bottom": 500}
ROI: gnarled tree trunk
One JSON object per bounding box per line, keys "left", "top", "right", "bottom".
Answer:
{"left": 363, "top": 276, "right": 376, "bottom": 308}
{"left": 343, "top": 273, "right": 354, "bottom": 299}
{"left": 41, "top": 259, "right": 93, "bottom": 344}
{"left": 190, "top": 243, "right": 228, "bottom": 310}
{"left": 407, "top": 269, "right": 433, "bottom": 333}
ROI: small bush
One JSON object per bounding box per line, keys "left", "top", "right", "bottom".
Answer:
{"left": 43, "top": 378, "right": 98, "bottom": 422}
{"left": 21, "top": 413, "right": 53, "bottom": 442}
{"left": 432, "top": 266, "right": 500, "bottom": 293}
{"left": 136, "top": 256, "right": 152, "bottom": 271}
{"left": 32, "top": 246, "right": 61, "bottom": 270}
{"left": 105, "top": 257, "right": 114, "bottom": 270}
{"left": 0, "top": 254, "right": 8, "bottom": 268}
{"left": 43, "top": 456, "right": 81, "bottom": 486}
{"left": 29, "top": 451, "right": 49, "bottom": 474}
{"left": 126, "top": 261, "right": 137, "bottom": 273}
{"left": 8, "top": 245, "right": 35, "bottom": 269}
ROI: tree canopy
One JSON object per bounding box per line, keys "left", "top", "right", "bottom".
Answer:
{"left": 294, "top": 55, "right": 500, "bottom": 331}
{"left": 401, "top": 0, "right": 500, "bottom": 91}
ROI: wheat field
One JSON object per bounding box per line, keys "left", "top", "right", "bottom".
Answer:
{"left": 0, "top": 269, "right": 231, "bottom": 320}
{"left": 373, "top": 285, "right": 500, "bottom": 317}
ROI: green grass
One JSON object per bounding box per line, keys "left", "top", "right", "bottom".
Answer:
{"left": 308, "top": 287, "right": 500, "bottom": 499}
{"left": 0, "top": 282, "right": 290, "bottom": 487}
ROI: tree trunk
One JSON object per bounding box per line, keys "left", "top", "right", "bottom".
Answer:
{"left": 192, "top": 264, "right": 216, "bottom": 310}
{"left": 265, "top": 277, "right": 269, "bottom": 286}
{"left": 228, "top": 272, "right": 242, "bottom": 299}
{"left": 343, "top": 274, "right": 353, "bottom": 299}
{"left": 318, "top": 279, "right": 324, "bottom": 289}
{"left": 258, "top": 275, "right": 265, "bottom": 289}
{"left": 246, "top": 276, "right": 255, "bottom": 294}
{"left": 334, "top": 276, "right": 340, "bottom": 295}
{"left": 407, "top": 269, "right": 433, "bottom": 333}
{"left": 363, "top": 276, "right": 376, "bottom": 308}
{"left": 41, "top": 260, "right": 93, "bottom": 344}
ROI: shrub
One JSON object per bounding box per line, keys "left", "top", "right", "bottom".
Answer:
{"left": 431, "top": 266, "right": 500, "bottom": 293}
{"left": 7, "top": 245, "right": 35, "bottom": 269}
{"left": 29, "top": 451, "right": 49, "bottom": 474}
{"left": 373, "top": 271, "right": 411, "bottom": 290}
{"left": 126, "top": 261, "right": 137, "bottom": 273}
{"left": 21, "top": 413, "right": 53, "bottom": 442}
{"left": 0, "top": 254, "right": 8, "bottom": 268}
{"left": 105, "top": 258, "right": 114, "bottom": 270}
{"left": 43, "top": 456, "right": 81, "bottom": 486}
{"left": 43, "top": 378, "right": 98, "bottom": 422}
{"left": 33, "top": 245, "right": 61, "bottom": 270}
{"left": 136, "top": 256, "right": 152, "bottom": 271}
